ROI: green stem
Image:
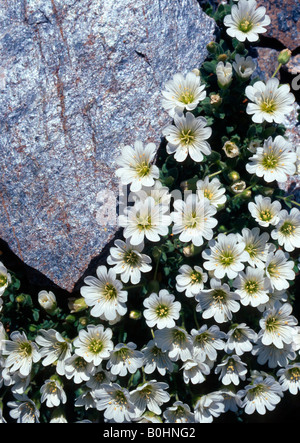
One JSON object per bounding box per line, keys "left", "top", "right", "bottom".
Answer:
{"left": 208, "top": 169, "right": 222, "bottom": 179}
{"left": 272, "top": 63, "right": 282, "bottom": 78}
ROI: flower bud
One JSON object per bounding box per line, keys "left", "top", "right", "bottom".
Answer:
{"left": 227, "top": 170, "right": 240, "bottom": 182}
{"left": 218, "top": 53, "right": 228, "bottom": 62}
{"left": 206, "top": 41, "right": 217, "bottom": 54}
{"left": 231, "top": 180, "right": 246, "bottom": 194}
{"left": 38, "top": 290, "right": 57, "bottom": 313}
{"left": 210, "top": 94, "right": 222, "bottom": 108}
{"left": 129, "top": 310, "right": 142, "bottom": 320}
{"left": 68, "top": 297, "right": 88, "bottom": 313}
{"left": 261, "top": 186, "right": 275, "bottom": 197}
{"left": 79, "top": 316, "right": 89, "bottom": 327}
{"left": 222, "top": 141, "right": 240, "bottom": 158}
{"left": 15, "top": 294, "right": 26, "bottom": 304}
{"left": 277, "top": 49, "right": 292, "bottom": 65}
{"left": 241, "top": 189, "right": 252, "bottom": 200}
{"left": 182, "top": 244, "right": 202, "bottom": 257}
{"left": 216, "top": 61, "right": 233, "bottom": 88}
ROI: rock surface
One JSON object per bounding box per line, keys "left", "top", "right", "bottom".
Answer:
{"left": 259, "top": 0, "right": 300, "bottom": 51}
{"left": 0, "top": 0, "right": 215, "bottom": 291}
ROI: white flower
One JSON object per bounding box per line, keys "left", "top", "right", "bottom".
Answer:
{"left": 256, "top": 289, "right": 288, "bottom": 313}
{"left": 64, "top": 355, "right": 95, "bottom": 384}
{"left": 237, "top": 227, "right": 271, "bottom": 269}
{"left": 171, "top": 193, "right": 217, "bottom": 247}
{"left": 143, "top": 290, "right": 181, "bottom": 330}
{"left": 2, "top": 331, "right": 41, "bottom": 377}
{"left": 35, "top": 329, "right": 72, "bottom": 376}
{"left": 202, "top": 233, "right": 249, "bottom": 279}
{"left": 154, "top": 327, "right": 193, "bottom": 362}
{"left": 222, "top": 141, "right": 240, "bottom": 158}
{"left": 233, "top": 266, "right": 270, "bottom": 307}
{"left": 196, "top": 278, "right": 240, "bottom": 324}
{"left": 216, "top": 61, "right": 233, "bottom": 87}
{"left": 190, "top": 325, "right": 227, "bottom": 362}
{"left": 220, "top": 389, "right": 241, "bottom": 413}
{"left": 95, "top": 383, "right": 136, "bottom": 423}
{"left": 265, "top": 249, "right": 295, "bottom": 290}
{"left": 246, "top": 136, "right": 297, "bottom": 183}
{"left": 132, "top": 180, "right": 171, "bottom": 207}
{"left": 248, "top": 195, "right": 281, "bottom": 227}
{"left": 73, "top": 325, "right": 114, "bottom": 366}
{"left": 162, "top": 112, "right": 212, "bottom": 163}
{"left": 8, "top": 397, "right": 40, "bottom": 423}
{"left": 107, "top": 239, "right": 152, "bottom": 284}
{"left": 142, "top": 339, "right": 174, "bottom": 376}
{"left": 163, "top": 401, "right": 195, "bottom": 423}
{"left": 106, "top": 342, "right": 144, "bottom": 377}
{"left": 271, "top": 207, "right": 300, "bottom": 252}
{"left": 181, "top": 354, "right": 210, "bottom": 385}
{"left": 225, "top": 323, "right": 257, "bottom": 356}
{"left": 215, "top": 355, "right": 247, "bottom": 386}
{"left": 80, "top": 265, "right": 127, "bottom": 321}
{"left": 86, "top": 364, "right": 117, "bottom": 390}
{"left": 252, "top": 338, "right": 296, "bottom": 368}
{"left": 38, "top": 290, "right": 57, "bottom": 312}
{"left": 0, "top": 262, "right": 11, "bottom": 297}
{"left": 277, "top": 364, "right": 300, "bottom": 395}
{"left": 175, "top": 264, "right": 208, "bottom": 298}
{"left": 119, "top": 196, "right": 172, "bottom": 246}
{"left": 246, "top": 77, "right": 295, "bottom": 124}
{"left": 75, "top": 389, "right": 98, "bottom": 410}
{"left": 238, "top": 375, "right": 283, "bottom": 415}
{"left": 258, "top": 302, "right": 298, "bottom": 349}
{"left": 224, "top": 0, "right": 270, "bottom": 42}
{"left": 194, "top": 393, "right": 225, "bottom": 423}
{"left": 40, "top": 379, "right": 67, "bottom": 408}
{"left": 161, "top": 71, "right": 206, "bottom": 118}
{"left": 130, "top": 380, "right": 170, "bottom": 416}
{"left": 233, "top": 54, "right": 256, "bottom": 79}
{"left": 115, "top": 141, "right": 159, "bottom": 192}
{"left": 196, "top": 176, "right": 227, "bottom": 208}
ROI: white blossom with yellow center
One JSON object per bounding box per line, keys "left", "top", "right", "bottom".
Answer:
{"left": 224, "top": 0, "right": 270, "bottom": 42}
{"left": 246, "top": 77, "right": 295, "bottom": 124}
{"left": 161, "top": 71, "right": 206, "bottom": 118}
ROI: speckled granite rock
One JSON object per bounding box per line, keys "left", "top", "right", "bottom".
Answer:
{"left": 259, "top": 0, "right": 300, "bottom": 51}
{"left": 0, "top": 0, "right": 215, "bottom": 291}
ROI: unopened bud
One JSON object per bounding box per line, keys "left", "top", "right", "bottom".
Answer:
{"left": 261, "top": 186, "right": 274, "bottom": 197}
{"left": 218, "top": 53, "right": 228, "bottom": 62}
{"left": 129, "top": 310, "right": 142, "bottom": 320}
{"left": 278, "top": 49, "right": 292, "bottom": 65}
{"left": 182, "top": 244, "right": 202, "bottom": 257}
{"left": 223, "top": 141, "right": 240, "bottom": 158}
{"left": 79, "top": 316, "right": 89, "bottom": 327}
{"left": 15, "top": 294, "right": 26, "bottom": 304}
{"left": 206, "top": 41, "right": 217, "bottom": 54}
{"left": 68, "top": 297, "right": 88, "bottom": 313}
{"left": 227, "top": 170, "right": 240, "bottom": 182}
{"left": 38, "top": 290, "right": 57, "bottom": 313}
{"left": 241, "top": 189, "right": 252, "bottom": 199}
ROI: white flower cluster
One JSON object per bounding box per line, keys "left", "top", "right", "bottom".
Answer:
{"left": 0, "top": 0, "right": 299, "bottom": 424}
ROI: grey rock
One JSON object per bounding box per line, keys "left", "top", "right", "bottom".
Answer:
{"left": 0, "top": 0, "right": 215, "bottom": 291}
